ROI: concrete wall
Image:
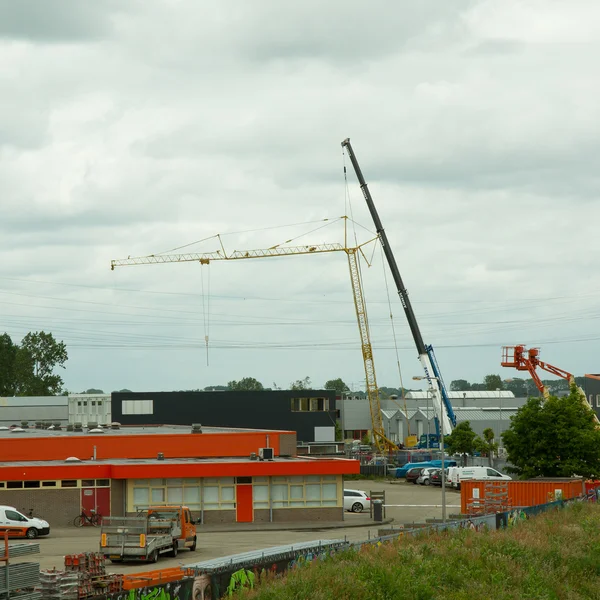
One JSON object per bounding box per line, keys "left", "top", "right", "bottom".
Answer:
{"left": 110, "top": 480, "right": 125, "bottom": 516}
{"left": 0, "top": 488, "right": 80, "bottom": 527}
{"left": 279, "top": 433, "right": 297, "bottom": 457}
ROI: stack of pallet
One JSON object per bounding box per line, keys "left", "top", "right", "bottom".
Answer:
{"left": 40, "top": 554, "right": 122, "bottom": 600}
{"left": 39, "top": 571, "right": 79, "bottom": 600}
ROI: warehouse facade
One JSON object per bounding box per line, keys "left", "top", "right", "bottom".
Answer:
{"left": 0, "top": 424, "right": 358, "bottom": 527}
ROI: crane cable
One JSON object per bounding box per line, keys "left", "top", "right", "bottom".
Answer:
{"left": 379, "top": 224, "right": 412, "bottom": 439}
{"left": 200, "top": 264, "right": 210, "bottom": 366}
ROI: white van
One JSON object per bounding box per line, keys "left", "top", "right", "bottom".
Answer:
{"left": 447, "top": 467, "right": 511, "bottom": 490}
{"left": 0, "top": 506, "right": 50, "bottom": 539}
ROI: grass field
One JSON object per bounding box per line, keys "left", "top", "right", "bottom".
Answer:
{"left": 238, "top": 502, "right": 600, "bottom": 600}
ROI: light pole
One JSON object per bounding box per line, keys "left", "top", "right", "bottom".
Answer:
{"left": 413, "top": 376, "right": 447, "bottom": 523}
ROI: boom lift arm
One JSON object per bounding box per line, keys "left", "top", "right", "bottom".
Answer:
{"left": 502, "top": 345, "right": 599, "bottom": 424}
{"left": 341, "top": 138, "right": 456, "bottom": 435}
{"left": 112, "top": 235, "right": 398, "bottom": 453}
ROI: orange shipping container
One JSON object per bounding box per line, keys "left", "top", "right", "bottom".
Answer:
{"left": 461, "top": 478, "right": 585, "bottom": 514}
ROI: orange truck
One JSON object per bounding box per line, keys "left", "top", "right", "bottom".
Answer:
{"left": 100, "top": 505, "right": 197, "bottom": 563}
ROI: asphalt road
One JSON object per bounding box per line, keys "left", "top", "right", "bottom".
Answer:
{"left": 12, "top": 480, "right": 461, "bottom": 575}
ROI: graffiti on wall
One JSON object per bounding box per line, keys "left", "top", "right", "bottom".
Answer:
{"left": 109, "top": 580, "right": 193, "bottom": 600}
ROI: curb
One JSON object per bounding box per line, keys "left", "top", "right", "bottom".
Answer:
{"left": 196, "top": 517, "right": 395, "bottom": 534}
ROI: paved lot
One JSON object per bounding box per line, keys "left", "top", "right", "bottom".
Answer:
{"left": 13, "top": 480, "right": 461, "bottom": 575}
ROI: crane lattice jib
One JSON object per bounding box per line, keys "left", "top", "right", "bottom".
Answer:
{"left": 347, "top": 248, "right": 389, "bottom": 451}
{"left": 110, "top": 243, "right": 346, "bottom": 269}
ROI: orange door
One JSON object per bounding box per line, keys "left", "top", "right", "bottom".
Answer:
{"left": 236, "top": 484, "right": 253, "bottom": 523}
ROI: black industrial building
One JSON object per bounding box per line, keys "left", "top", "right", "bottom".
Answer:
{"left": 111, "top": 389, "right": 338, "bottom": 443}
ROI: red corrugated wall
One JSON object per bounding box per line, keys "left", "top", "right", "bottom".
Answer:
{"left": 461, "top": 479, "right": 585, "bottom": 513}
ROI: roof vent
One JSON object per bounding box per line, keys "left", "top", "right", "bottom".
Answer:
{"left": 66, "top": 424, "right": 74, "bottom": 431}
{"left": 48, "top": 425, "right": 55, "bottom": 430}
{"left": 88, "top": 428, "right": 104, "bottom": 434}
{"left": 10, "top": 427, "right": 26, "bottom": 433}
{"left": 249, "top": 452, "right": 257, "bottom": 461}
{"left": 191, "top": 423, "right": 203, "bottom": 434}
{"left": 111, "top": 422, "right": 121, "bottom": 430}
{"left": 73, "top": 422, "right": 83, "bottom": 432}
{"left": 20, "top": 421, "right": 29, "bottom": 428}
{"left": 87, "top": 421, "right": 99, "bottom": 429}
{"left": 0, "top": 426, "right": 9, "bottom": 431}
{"left": 157, "top": 452, "right": 165, "bottom": 461}
{"left": 65, "top": 456, "right": 82, "bottom": 463}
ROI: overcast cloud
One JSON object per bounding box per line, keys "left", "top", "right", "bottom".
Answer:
{"left": 1, "top": 0, "right": 599, "bottom": 394}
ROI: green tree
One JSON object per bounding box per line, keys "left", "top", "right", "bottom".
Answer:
{"left": 83, "top": 388, "right": 104, "bottom": 394}
{"left": 474, "top": 428, "right": 499, "bottom": 467}
{"left": 204, "top": 385, "right": 228, "bottom": 391}
{"left": 290, "top": 377, "right": 312, "bottom": 391}
{"left": 450, "top": 379, "right": 471, "bottom": 391}
{"left": 502, "top": 387, "right": 600, "bottom": 479}
{"left": 504, "top": 377, "right": 528, "bottom": 398}
{"left": 324, "top": 378, "right": 350, "bottom": 395}
{"left": 445, "top": 421, "right": 478, "bottom": 466}
{"left": 484, "top": 374, "right": 504, "bottom": 391}
{"left": 19, "top": 331, "right": 68, "bottom": 395}
{"left": 0, "top": 333, "right": 18, "bottom": 395}
{"left": 227, "top": 377, "right": 265, "bottom": 391}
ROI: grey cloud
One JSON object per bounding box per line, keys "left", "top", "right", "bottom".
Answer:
{"left": 0, "top": 0, "right": 121, "bottom": 42}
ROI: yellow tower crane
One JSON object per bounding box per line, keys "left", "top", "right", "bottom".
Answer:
{"left": 111, "top": 231, "right": 398, "bottom": 454}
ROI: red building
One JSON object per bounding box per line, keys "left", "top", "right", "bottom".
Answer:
{"left": 0, "top": 424, "right": 358, "bottom": 527}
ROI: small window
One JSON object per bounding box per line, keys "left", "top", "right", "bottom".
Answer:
{"left": 95, "top": 479, "right": 110, "bottom": 487}
{"left": 61, "top": 480, "right": 78, "bottom": 488}
{"left": 83, "top": 401, "right": 88, "bottom": 406}
{"left": 0, "top": 482, "right": 4, "bottom": 488}
{"left": 487, "top": 469, "right": 501, "bottom": 477}
{"left": 236, "top": 477, "right": 252, "bottom": 484}
{"left": 24, "top": 481, "right": 40, "bottom": 488}
{"left": 596, "top": 395, "right": 600, "bottom": 408}
{"left": 98, "top": 401, "right": 103, "bottom": 406}
{"left": 7, "top": 481, "right": 23, "bottom": 489}
{"left": 78, "top": 401, "right": 82, "bottom": 407}
{"left": 590, "top": 395, "right": 594, "bottom": 406}
{"left": 82, "top": 479, "right": 95, "bottom": 487}
{"left": 91, "top": 401, "right": 96, "bottom": 406}
{"left": 42, "top": 481, "right": 57, "bottom": 487}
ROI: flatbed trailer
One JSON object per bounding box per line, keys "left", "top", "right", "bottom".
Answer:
{"left": 100, "top": 516, "right": 181, "bottom": 563}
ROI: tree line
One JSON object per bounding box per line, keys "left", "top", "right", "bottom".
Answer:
{"left": 0, "top": 332, "right": 67, "bottom": 396}
{"left": 445, "top": 385, "right": 600, "bottom": 479}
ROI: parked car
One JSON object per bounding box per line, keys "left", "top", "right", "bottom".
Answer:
{"left": 447, "top": 466, "right": 512, "bottom": 490}
{"left": 405, "top": 467, "right": 425, "bottom": 485}
{"left": 430, "top": 469, "right": 443, "bottom": 487}
{"left": 0, "top": 505, "right": 50, "bottom": 539}
{"left": 417, "top": 467, "right": 440, "bottom": 486}
{"left": 343, "top": 489, "right": 371, "bottom": 513}
{"left": 396, "top": 459, "right": 458, "bottom": 478}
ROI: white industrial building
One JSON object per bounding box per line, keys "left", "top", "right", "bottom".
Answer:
{"left": 338, "top": 391, "right": 522, "bottom": 444}
{"left": 0, "top": 394, "right": 111, "bottom": 427}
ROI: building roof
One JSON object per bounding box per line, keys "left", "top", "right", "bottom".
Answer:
{"left": 0, "top": 455, "right": 359, "bottom": 481}
{"left": 0, "top": 423, "right": 286, "bottom": 439}
{"left": 406, "top": 391, "right": 515, "bottom": 400}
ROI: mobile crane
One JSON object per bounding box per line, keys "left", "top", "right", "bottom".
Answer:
{"left": 501, "top": 345, "right": 600, "bottom": 425}
{"left": 111, "top": 225, "right": 399, "bottom": 453}
{"left": 341, "top": 138, "right": 457, "bottom": 439}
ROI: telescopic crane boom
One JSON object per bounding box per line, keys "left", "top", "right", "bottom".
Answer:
{"left": 341, "top": 138, "right": 456, "bottom": 435}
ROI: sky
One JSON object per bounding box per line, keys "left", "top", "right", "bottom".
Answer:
{"left": 1, "top": 0, "right": 600, "bottom": 395}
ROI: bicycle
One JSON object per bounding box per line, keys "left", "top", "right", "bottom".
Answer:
{"left": 73, "top": 509, "right": 102, "bottom": 527}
